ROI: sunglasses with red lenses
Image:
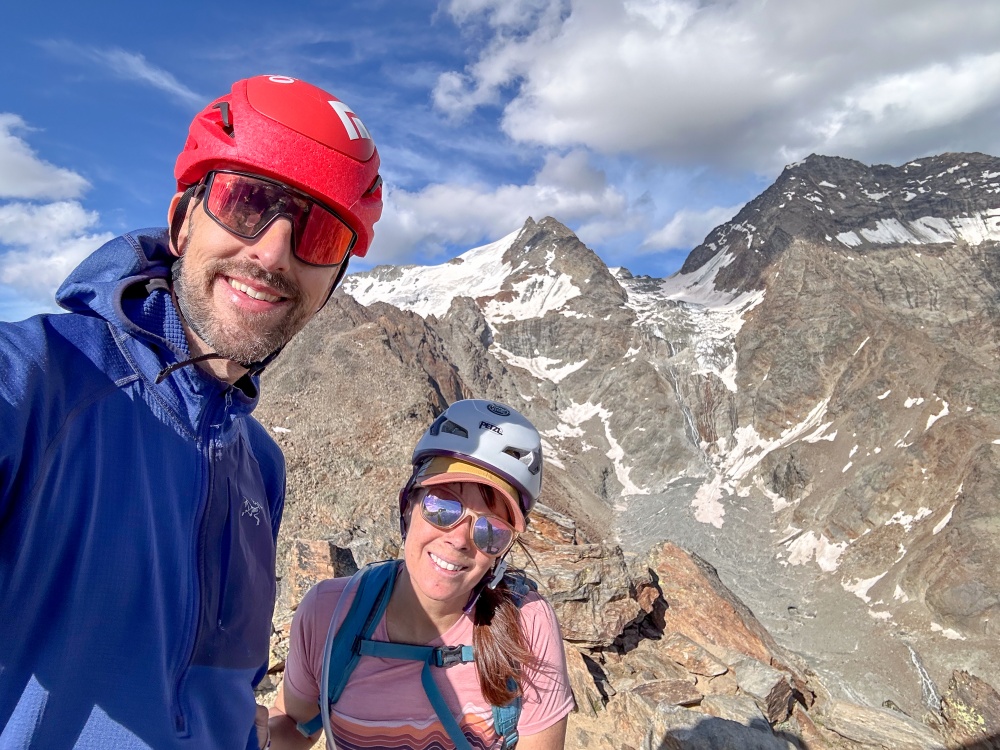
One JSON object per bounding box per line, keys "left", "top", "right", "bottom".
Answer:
{"left": 202, "top": 170, "right": 357, "bottom": 267}
{"left": 418, "top": 490, "right": 517, "bottom": 557}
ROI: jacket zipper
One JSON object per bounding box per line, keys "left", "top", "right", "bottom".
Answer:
{"left": 171, "top": 392, "right": 227, "bottom": 736}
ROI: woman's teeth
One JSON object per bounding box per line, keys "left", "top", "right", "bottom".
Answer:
{"left": 430, "top": 552, "right": 461, "bottom": 571}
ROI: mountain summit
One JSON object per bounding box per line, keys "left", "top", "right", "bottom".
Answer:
{"left": 683, "top": 152, "right": 1000, "bottom": 293}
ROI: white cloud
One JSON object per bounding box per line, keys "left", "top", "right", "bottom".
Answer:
{"left": 371, "top": 151, "right": 627, "bottom": 263}
{"left": 0, "top": 114, "right": 108, "bottom": 309}
{"left": 0, "top": 201, "right": 113, "bottom": 302}
{"left": 644, "top": 203, "right": 743, "bottom": 252}
{"left": 40, "top": 41, "right": 203, "bottom": 107}
{"left": 445, "top": 0, "right": 562, "bottom": 29}
{"left": 437, "top": 0, "right": 1000, "bottom": 171}
{"left": 0, "top": 115, "right": 90, "bottom": 200}
{"left": 434, "top": 1, "right": 569, "bottom": 118}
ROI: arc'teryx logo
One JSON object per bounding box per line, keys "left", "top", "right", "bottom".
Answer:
{"left": 241, "top": 497, "right": 263, "bottom": 526}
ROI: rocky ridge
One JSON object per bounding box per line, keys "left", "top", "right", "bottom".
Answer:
{"left": 254, "top": 152, "right": 1000, "bottom": 747}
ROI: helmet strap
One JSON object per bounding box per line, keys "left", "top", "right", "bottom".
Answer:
{"left": 169, "top": 183, "right": 203, "bottom": 254}
{"left": 317, "top": 256, "right": 350, "bottom": 313}
{"left": 487, "top": 558, "right": 509, "bottom": 589}
{"left": 462, "top": 556, "right": 508, "bottom": 614}
{"left": 398, "top": 464, "right": 422, "bottom": 540}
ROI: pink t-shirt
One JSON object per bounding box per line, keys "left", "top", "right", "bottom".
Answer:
{"left": 283, "top": 573, "right": 575, "bottom": 749}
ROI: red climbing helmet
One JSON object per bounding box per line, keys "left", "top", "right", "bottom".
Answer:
{"left": 174, "top": 75, "right": 382, "bottom": 257}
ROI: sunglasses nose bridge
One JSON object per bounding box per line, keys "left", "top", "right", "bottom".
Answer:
{"left": 246, "top": 215, "right": 297, "bottom": 268}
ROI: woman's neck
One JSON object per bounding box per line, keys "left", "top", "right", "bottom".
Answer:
{"left": 386, "top": 567, "right": 467, "bottom": 644}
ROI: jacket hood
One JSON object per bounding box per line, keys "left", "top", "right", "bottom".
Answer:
{"left": 56, "top": 228, "right": 175, "bottom": 322}
{"left": 54, "top": 228, "right": 264, "bottom": 402}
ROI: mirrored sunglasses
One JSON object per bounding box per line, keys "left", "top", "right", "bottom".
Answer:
{"left": 419, "top": 491, "right": 517, "bottom": 557}
{"left": 202, "top": 170, "right": 357, "bottom": 267}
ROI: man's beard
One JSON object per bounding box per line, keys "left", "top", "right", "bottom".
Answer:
{"left": 171, "top": 255, "right": 311, "bottom": 366}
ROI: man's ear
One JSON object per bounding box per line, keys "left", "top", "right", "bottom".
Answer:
{"left": 167, "top": 191, "right": 189, "bottom": 257}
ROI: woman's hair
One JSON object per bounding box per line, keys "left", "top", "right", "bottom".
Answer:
{"left": 472, "top": 562, "right": 539, "bottom": 705}
{"left": 465, "top": 484, "right": 540, "bottom": 705}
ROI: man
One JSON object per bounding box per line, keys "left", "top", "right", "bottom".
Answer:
{"left": 0, "top": 75, "right": 382, "bottom": 749}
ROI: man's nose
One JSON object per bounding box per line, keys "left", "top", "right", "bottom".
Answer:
{"left": 246, "top": 217, "right": 295, "bottom": 272}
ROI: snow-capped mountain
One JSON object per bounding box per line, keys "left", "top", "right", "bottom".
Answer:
{"left": 257, "top": 152, "right": 1000, "bottom": 719}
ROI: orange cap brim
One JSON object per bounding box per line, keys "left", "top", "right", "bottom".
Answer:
{"left": 415, "top": 456, "right": 526, "bottom": 532}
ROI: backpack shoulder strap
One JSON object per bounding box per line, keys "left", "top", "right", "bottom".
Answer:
{"left": 492, "top": 689, "right": 523, "bottom": 750}
{"left": 490, "top": 571, "right": 538, "bottom": 749}
{"left": 296, "top": 560, "right": 399, "bottom": 737}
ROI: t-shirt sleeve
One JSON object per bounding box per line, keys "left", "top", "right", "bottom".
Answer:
{"left": 282, "top": 579, "right": 349, "bottom": 706}
{"left": 516, "top": 593, "right": 576, "bottom": 736}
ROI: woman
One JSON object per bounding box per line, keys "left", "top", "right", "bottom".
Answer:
{"left": 268, "top": 399, "right": 574, "bottom": 750}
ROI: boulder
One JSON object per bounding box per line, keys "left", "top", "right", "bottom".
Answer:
{"left": 563, "top": 644, "right": 603, "bottom": 719}
{"left": 939, "top": 670, "right": 1000, "bottom": 747}
{"left": 817, "top": 700, "right": 947, "bottom": 750}
{"left": 532, "top": 543, "right": 642, "bottom": 648}
{"left": 732, "top": 657, "right": 795, "bottom": 724}
{"left": 647, "top": 541, "right": 812, "bottom": 701}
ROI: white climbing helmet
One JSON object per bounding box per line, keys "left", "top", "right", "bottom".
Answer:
{"left": 410, "top": 399, "right": 543, "bottom": 531}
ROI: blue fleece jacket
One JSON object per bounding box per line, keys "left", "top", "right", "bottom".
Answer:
{"left": 0, "top": 229, "right": 285, "bottom": 749}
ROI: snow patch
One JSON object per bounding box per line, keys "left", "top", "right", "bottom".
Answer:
{"left": 482, "top": 270, "right": 582, "bottom": 325}
{"left": 539, "top": 438, "right": 565, "bottom": 470}
{"left": 843, "top": 572, "right": 886, "bottom": 603}
{"left": 343, "top": 229, "right": 520, "bottom": 317}
{"left": 492, "top": 345, "right": 587, "bottom": 383}
{"left": 931, "top": 623, "right": 966, "bottom": 641}
{"left": 785, "top": 530, "right": 848, "bottom": 572}
{"left": 933, "top": 505, "right": 955, "bottom": 535}
{"left": 692, "top": 474, "right": 726, "bottom": 528}
{"left": 836, "top": 231, "right": 863, "bottom": 248}
{"left": 926, "top": 401, "right": 949, "bottom": 430}
{"left": 886, "top": 507, "right": 933, "bottom": 532}
{"left": 558, "top": 401, "right": 648, "bottom": 496}
{"left": 843, "top": 210, "right": 1000, "bottom": 247}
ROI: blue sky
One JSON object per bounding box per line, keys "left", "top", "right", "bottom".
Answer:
{"left": 3, "top": 0, "right": 1000, "bottom": 321}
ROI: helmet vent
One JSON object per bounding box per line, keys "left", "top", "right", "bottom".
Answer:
{"left": 440, "top": 420, "right": 468, "bottom": 438}
{"left": 212, "top": 102, "right": 235, "bottom": 137}
{"left": 504, "top": 447, "right": 541, "bottom": 474}
{"left": 428, "top": 414, "right": 446, "bottom": 436}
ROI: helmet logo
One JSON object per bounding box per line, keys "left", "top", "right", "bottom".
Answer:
{"left": 328, "top": 100, "right": 371, "bottom": 141}
{"left": 479, "top": 421, "right": 503, "bottom": 436}
{"left": 267, "top": 75, "right": 296, "bottom": 84}
{"left": 487, "top": 403, "right": 511, "bottom": 417}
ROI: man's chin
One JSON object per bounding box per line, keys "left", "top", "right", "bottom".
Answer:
{"left": 206, "top": 334, "right": 285, "bottom": 366}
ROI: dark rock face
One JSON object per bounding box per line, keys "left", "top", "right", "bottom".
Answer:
{"left": 255, "top": 152, "right": 1000, "bottom": 745}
